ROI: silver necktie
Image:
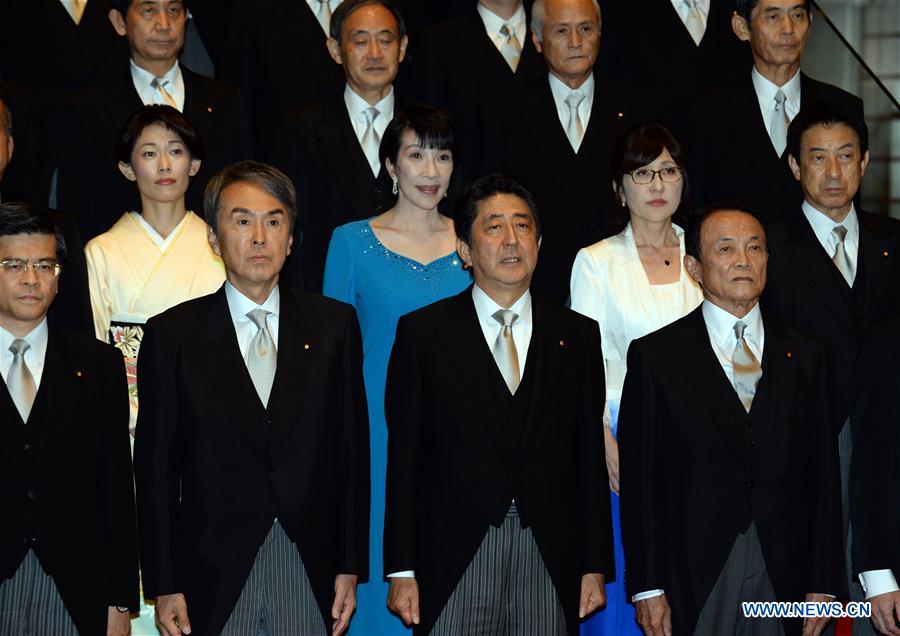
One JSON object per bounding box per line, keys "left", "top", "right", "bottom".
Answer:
{"left": 361, "top": 106, "right": 382, "bottom": 177}
{"left": 499, "top": 23, "right": 522, "bottom": 72}
{"left": 246, "top": 309, "right": 277, "bottom": 407}
{"left": 682, "top": 0, "right": 706, "bottom": 46}
{"left": 732, "top": 321, "right": 762, "bottom": 413}
{"left": 770, "top": 88, "right": 789, "bottom": 157}
{"left": 150, "top": 77, "right": 178, "bottom": 109}
{"left": 314, "top": 0, "right": 332, "bottom": 34}
{"left": 832, "top": 225, "right": 855, "bottom": 286}
{"left": 492, "top": 310, "right": 520, "bottom": 395}
{"left": 564, "top": 91, "right": 585, "bottom": 152}
{"left": 8, "top": 339, "right": 37, "bottom": 423}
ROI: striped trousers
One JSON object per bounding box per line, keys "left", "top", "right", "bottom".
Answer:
{"left": 0, "top": 550, "right": 78, "bottom": 635}
{"left": 222, "top": 520, "right": 325, "bottom": 636}
{"left": 431, "top": 508, "right": 567, "bottom": 636}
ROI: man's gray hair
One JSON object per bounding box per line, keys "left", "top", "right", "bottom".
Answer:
{"left": 531, "top": 0, "right": 601, "bottom": 40}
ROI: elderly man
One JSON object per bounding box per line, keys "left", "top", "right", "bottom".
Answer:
{"left": 477, "top": 0, "right": 653, "bottom": 305}
{"left": 134, "top": 161, "right": 369, "bottom": 635}
{"left": 0, "top": 202, "right": 138, "bottom": 635}
{"left": 764, "top": 103, "right": 900, "bottom": 635}
{"left": 384, "top": 174, "right": 614, "bottom": 635}
{"left": 619, "top": 203, "right": 843, "bottom": 636}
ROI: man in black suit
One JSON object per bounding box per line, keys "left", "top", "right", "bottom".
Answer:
{"left": 850, "top": 320, "right": 900, "bottom": 636}
{"left": 56, "top": 0, "right": 252, "bottom": 240}
{"left": 764, "top": 104, "right": 900, "bottom": 634}
{"left": 135, "top": 161, "right": 369, "bottom": 635}
{"left": 409, "top": 1, "right": 546, "bottom": 170}
{"left": 384, "top": 174, "right": 614, "bottom": 635}
{"left": 687, "top": 0, "right": 863, "bottom": 224}
{"left": 620, "top": 203, "right": 842, "bottom": 636}
{"left": 0, "top": 202, "right": 138, "bottom": 635}
{"left": 272, "top": 0, "right": 407, "bottom": 292}
{"left": 0, "top": 91, "right": 93, "bottom": 336}
{"left": 478, "top": 0, "right": 652, "bottom": 305}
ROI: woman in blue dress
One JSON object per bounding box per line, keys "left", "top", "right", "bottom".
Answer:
{"left": 323, "top": 104, "right": 471, "bottom": 635}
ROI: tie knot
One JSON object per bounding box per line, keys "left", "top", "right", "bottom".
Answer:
{"left": 500, "top": 23, "right": 515, "bottom": 38}
{"left": 492, "top": 309, "right": 519, "bottom": 329}
{"left": 733, "top": 320, "right": 747, "bottom": 341}
{"left": 833, "top": 224, "right": 848, "bottom": 243}
{"left": 565, "top": 91, "right": 585, "bottom": 109}
{"left": 9, "top": 338, "right": 29, "bottom": 357}
{"left": 151, "top": 77, "right": 168, "bottom": 90}
{"left": 684, "top": 0, "right": 697, "bottom": 7}
{"left": 247, "top": 308, "right": 271, "bottom": 331}
{"left": 363, "top": 107, "right": 379, "bottom": 126}
{"left": 774, "top": 88, "right": 787, "bottom": 108}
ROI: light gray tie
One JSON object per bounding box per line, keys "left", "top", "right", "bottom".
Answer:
{"left": 770, "top": 88, "right": 789, "bottom": 157}
{"left": 8, "top": 339, "right": 37, "bottom": 423}
{"left": 361, "top": 106, "right": 382, "bottom": 177}
{"left": 314, "top": 0, "right": 332, "bottom": 34}
{"left": 492, "top": 310, "right": 520, "bottom": 395}
{"left": 246, "top": 309, "right": 276, "bottom": 407}
{"left": 682, "top": 0, "right": 706, "bottom": 46}
{"left": 732, "top": 321, "right": 762, "bottom": 413}
{"left": 832, "top": 225, "right": 855, "bottom": 286}
{"left": 150, "top": 77, "right": 179, "bottom": 109}
{"left": 499, "top": 23, "right": 522, "bottom": 72}
{"left": 564, "top": 91, "right": 585, "bottom": 152}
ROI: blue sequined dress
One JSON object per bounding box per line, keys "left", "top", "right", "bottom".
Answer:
{"left": 323, "top": 219, "right": 471, "bottom": 636}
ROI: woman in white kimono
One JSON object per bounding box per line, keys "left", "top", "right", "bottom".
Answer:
{"left": 85, "top": 105, "right": 225, "bottom": 435}
{"left": 570, "top": 124, "right": 703, "bottom": 636}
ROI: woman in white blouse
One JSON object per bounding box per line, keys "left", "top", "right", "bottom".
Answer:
{"left": 571, "top": 123, "right": 702, "bottom": 636}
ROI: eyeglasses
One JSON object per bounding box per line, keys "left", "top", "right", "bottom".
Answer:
{"left": 0, "top": 259, "right": 62, "bottom": 278}
{"left": 628, "top": 166, "right": 684, "bottom": 185}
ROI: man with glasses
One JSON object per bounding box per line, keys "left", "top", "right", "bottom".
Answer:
{"left": 0, "top": 202, "right": 139, "bottom": 635}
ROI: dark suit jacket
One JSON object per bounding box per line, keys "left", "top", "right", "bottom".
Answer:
{"left": 384, "top": 288, "right": 614, "bottom": 635}
{"left": 219, "top": 0, "right": 345, "bottom": 159}
{"left": 850, "top": 318, "right": 900, "bottom": 581}
{"left": 0, "top": 328, "right": 138, "bottom": 635}
{"left": 618, "top": 306, "right": 843, "bottom": 636}
{"left": 686, "top": 73, "right": 864, "bottom": 223}
{"left": 47, "top": 208, "right": 93, "bottom": 337}
{"left": 272, "top": 91, "right": 396, "bottom": 292}
{"left": 762, "top": 208, "right": 900, "bottom": 427}
{"left": 409, "top": 8, "right": 546, "bottom": 170}
{"left": 478, "top": 75, "right": 654, "bottom": 305}
{"left": 134, "top": 285, "right": 369, "bottom": 635}
{"left": 57, "top": 63, "right": 252, "bottom": 240}
{"left": 0, "top": 80, "right": 43, "bottom": 202}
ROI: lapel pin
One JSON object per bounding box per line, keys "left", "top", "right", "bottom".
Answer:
{"left": 559, "top": 340, "right": 566, "bottom": 348}
{"left": 884, "top": 251, "right": 890, "bottom": 257}
{"left": 75, "top": 370, "right": 83, "bottom": 377}
{"left": 303, "top": 344, "right": 310, "bottom": 350}
{"left": 785, "top": 352, "right": 792, "bottom": 359}
{"left": 207, "top": 106, "right": 213, "bottom": 113}
{"left": 617, "top": 112, "right": 624, "bottom": 119}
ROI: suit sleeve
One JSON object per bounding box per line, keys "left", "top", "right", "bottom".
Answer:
{"left": 617, "top": 341, "right": 666, "bottom": 597}
{"left": 336, "top": 306, "right": 370, "bottom": 579}
{"left": 98, "top": 346, "right": 141, "bottom": 610}
{"left": 577, "top": 322, "right": 615, "bottom": 576}
{"left": 383, "top": 316, "right": 423, "bottom": 577}
{"left": 133, "top": 319, "right": 182, "bottom": 598}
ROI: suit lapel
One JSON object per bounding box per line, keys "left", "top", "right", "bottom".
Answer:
{"left": 752, "top": 321, "right": 796, "bottom": 470}
{"left": 102, "top": 67, "right": 143, "bottom": 131}
{"left": 728, "top": 77, "right": 792, "bottom": 188}
{"left": 196, "top": 288, "right": 268, "bottom": 453}
{"left": 859, "top": 212, "right": 897, "bottom": 328}
{"left": 182, "top": 68, "right": 216, "bottom": 154}
{"left": 517, "top": 297, "right": 563, "bottom": 452}
{"left": 30, "top": 333, "right": 79, "bottom": 477}
{"left": 268, "top": 288, "right": 312, "bottom": 448}
{"left": 319, "top": 94, "right": 379, "bottom": 213}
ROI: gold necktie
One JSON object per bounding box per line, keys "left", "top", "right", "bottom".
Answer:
{"left": 732, "top": 321, "right": 762, "bottom": 412}
{"left": 492, "top": 310, "right": 520, "bottom": 394}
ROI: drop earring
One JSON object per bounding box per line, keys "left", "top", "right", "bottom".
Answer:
{"left": 391, "top": 175, "right": 399, "bottom": 195}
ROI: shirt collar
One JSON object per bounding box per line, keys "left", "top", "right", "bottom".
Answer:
{"left": 802, "top": 200, "right": 859, "bottom": 246}
{"left": 224, "top": 281, "right": 281, "bottom": 324}
{"left": 343, "top": 82, "right": 395, "bottom": 119}
{"left": 701, "top": 298, "right": 763, "bottom": 352}
{"left": 671, "top": 0, "right": 710, "bottom": 14}
{"left": 751, "top": 65, "right": 801, "bottom": 112}
{"left": 0, "top": 318, "right": 49, "bottom": 361}
{"left": 548, "top": 72, "right": 595, "bottom": 109}
{"left": 130, "top": 58, "right": 181, "bottom": 90}
{"left": 472, "top": 284, "right": 532, "bottom": 328}
{"left": 476, "top": 3, "right": 527, "bottom": 40}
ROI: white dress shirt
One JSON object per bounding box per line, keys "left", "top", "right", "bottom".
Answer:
{"left": 477, "top": 3, "right": 527, "bottom": 55}
{"left": 224, "top": 281, "right": 281, "bottom": 362}
{"left": 130, "top": 59, "right": 186, "bottom": 112}
{"left": 344, "top": 84, "right": 395, "bottom": 178}
{"left": 1, "top": 319, "right": 49, "bottom": 389}
{"left": 802, "top": 200, "right": 859, "bottom": 284}
{"left": 548, "top": 72, "right": 595, "bottom": 152}
{"left": 633, "top": 299, "right": 764, "bottom": 602}
{"left": 306, "top": 0, "right": 343, "bottom": 34}
{"left": 751, "top": 66, "right": 801, "bottom": 143}
{"left": 671, "top": 0, "right": 710, "bottom": 40}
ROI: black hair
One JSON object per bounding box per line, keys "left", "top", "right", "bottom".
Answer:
{"left": 111, "top": 0, "right": 190, "bottom": 13}
{"left": 735, "top": 0, "right": 809, "bottom": 22}
{"left": 0, "top": 87, "right": 12, "bottom": 137}
{"left": 0, "top": 202, "right": 68, "bottom": 264}
{"left": 786, "top": 102, "right": 869, "bottom": 161}
{"left": 686, "top": 200, "right": 763, "bottom": 260}
{"left": 204, "top": 161, "right": 298, "bottom": 230}
{"left": 379, "top": 104, "right": 454, "bottom": 174}
{"left": 329, "top": 0, "right": 406, "bottom": 41}
{"left": 454, "top": 174, "right": 541, "bottom": 246}
{"left": 115, "top": 104, "right": 206, "bottom": 165}
{"left": 610, "top": 123, "right": 691, "bottom": 231}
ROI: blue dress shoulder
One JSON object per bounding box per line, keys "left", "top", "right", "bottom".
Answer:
{"left": 323, "top": 218, "right": 471, "bottom": 636}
